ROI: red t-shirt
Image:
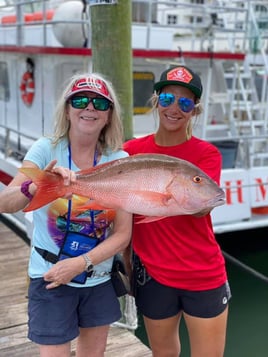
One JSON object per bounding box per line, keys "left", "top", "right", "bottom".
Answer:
{"left": 123, "top": 134, "right": 227, "bottom": 290}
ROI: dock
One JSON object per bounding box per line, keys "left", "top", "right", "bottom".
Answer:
{"left": 0, "top": 217, "right": 151, "bottom": 356}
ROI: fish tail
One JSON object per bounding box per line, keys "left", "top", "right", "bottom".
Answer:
{"left": 19, "top": 167, "right": 66, "bottom": 212}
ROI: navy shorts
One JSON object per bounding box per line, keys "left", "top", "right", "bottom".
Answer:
{"left": 135, "top": 278, "right": 231, "bottom": 319}
{"left": 28, "top": 278, "right": 121, "bottom": 345}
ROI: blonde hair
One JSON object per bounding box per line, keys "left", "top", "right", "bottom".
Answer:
{"left": 52, "top": 72, "right": 124, "bottom": 153}
{"left": 149, "top": 92, "right": 203, "bottom": 140}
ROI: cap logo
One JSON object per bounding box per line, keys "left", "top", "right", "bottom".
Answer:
{"left": 167, "top": 67, "right": 193, "bottom": 84}
{"left": 72, "top": 77, "right": 110, "bottom": 98}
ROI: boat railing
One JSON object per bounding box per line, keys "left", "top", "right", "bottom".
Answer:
{"left": 0, "top": 0, "right": 263, "bottom": 52}
{"left": 0, "top": 0, "right": 91, "bottom": 48}
{"left": 0, "top": 124, "right": 36, "bottom": 161}
{"left": 208, "top": 134, "right": 268, "bottom": 170}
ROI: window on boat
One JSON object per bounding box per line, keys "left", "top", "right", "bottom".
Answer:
{"left": 0, "top": 62, "right": 9, "bottom": 102}
{"left": 211, "top": 141, "right": 239, "bottom": 169}
{"left": 167, "top": 15, "right": 178, "bottom": 25}
{"left": 133, "top": 71, "right": 154, "bottom": 115}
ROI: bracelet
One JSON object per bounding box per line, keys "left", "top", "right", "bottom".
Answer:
{"left": 21, "top": 180, "right": 33, "bottom": 200}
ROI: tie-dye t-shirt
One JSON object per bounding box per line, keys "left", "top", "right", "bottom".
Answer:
{"left": 24, "top": 137, "right": 128, "bottom": 287}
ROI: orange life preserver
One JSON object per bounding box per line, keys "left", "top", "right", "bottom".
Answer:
{"left": 20, "top": 71, "right": 35, "bottom": 106}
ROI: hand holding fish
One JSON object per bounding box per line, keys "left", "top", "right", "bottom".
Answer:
{"left": 42, "top": 159, "right": 77, "bottom": 200}
{"left": 47, "top": 162, "right": 76, "bottom": 186}
{"left": 43, "top": 255, "right": 85, "bottom": 289}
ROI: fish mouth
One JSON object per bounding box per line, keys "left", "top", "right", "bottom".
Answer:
{"left": 213, "top": 198, "right": 226, "bottom": 207}
{"left": 208, "top": 194, "right": 226, "bottom": 208}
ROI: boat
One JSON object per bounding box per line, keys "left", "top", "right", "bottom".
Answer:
{"left": 1, "top": 0, "right": 268, "bottom": 237}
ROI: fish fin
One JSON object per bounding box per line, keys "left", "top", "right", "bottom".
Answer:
{"left": 19, "top": 167, "right": 65, "bottom": 212}
{"left": 133, "top": 191, "right": 173, "bottom": 205}
{"left": 134, "top": 215, "right": 167, "bottom": 224}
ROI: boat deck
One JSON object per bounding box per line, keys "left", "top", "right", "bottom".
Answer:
{"left": 0, "top": 217, "right": 151, "bottom": 356}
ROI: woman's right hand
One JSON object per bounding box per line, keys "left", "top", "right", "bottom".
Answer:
{"left": 45, "top": 160, "right": 76, "bottom": 186}
{"left": 44, "top": 160, "right": 76, "bottom": 199}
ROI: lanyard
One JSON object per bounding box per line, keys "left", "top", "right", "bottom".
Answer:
{"left": 66, "top": 144, "right": 98, "bottom": 232}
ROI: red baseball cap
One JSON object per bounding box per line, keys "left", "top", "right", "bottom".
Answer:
{"left": 65, "top": 77, "right": 113, "bottom": 102}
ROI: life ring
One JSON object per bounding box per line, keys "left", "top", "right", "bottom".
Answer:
{"left": 20, "top": 71, "right": 35, "bottom": 106}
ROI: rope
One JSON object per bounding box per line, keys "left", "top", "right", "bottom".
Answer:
{"left": 222, "top": 250, "right": 268, "bottom": 284}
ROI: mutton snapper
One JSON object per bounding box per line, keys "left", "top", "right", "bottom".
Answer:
{"left": 20, "top": 154, "right": 225, "bottom": 222}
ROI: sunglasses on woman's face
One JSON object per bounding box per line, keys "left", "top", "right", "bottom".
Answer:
{"left": 158, "top": 93, "right": 195, "bottom": 113}
{"left": 70, "top": 96, "right": 111, "bottom": 111}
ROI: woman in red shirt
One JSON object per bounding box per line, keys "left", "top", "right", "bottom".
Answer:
{"left": 124, "top": 65, "right": 230, "bottom": 357}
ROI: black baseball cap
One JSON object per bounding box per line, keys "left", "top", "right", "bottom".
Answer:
{"left": 154, "top": 65, "right": 203, "bottom": 99}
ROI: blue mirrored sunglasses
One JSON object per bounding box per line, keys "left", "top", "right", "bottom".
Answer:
{"left": 70, "top": 96, "right": 111, "bottom": 111}
{"left": 158, "top": 93, "right": 195, "bottom": 113}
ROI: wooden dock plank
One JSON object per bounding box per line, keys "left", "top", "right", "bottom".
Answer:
{"left": 0, "top": 217, "right": 151, "bottom": 356}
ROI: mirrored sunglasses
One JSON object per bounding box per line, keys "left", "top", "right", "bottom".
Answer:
{"left": 158, "top": 93, "right": 195, "bottom": 113}
{"left": 70, "top": 96, "right": 111, "bottom": 111}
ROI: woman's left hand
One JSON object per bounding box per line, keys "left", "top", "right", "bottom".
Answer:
{"left": 43, "top": 255, "right": 85, "bottom": 289}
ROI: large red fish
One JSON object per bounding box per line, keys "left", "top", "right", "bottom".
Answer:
{"left": 20, "top": 154, "right": 225, "bottom": 222}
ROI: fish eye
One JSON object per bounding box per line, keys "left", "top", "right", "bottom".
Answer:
{"left": 193, "top": 176, "right": 202, "bottom": 183}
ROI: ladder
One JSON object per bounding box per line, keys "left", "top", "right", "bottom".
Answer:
{"left": 200, "top": 0, "right": 268, "bottom": 167}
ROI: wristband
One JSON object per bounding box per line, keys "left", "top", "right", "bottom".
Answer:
{"left": 21, "top": 180, "right": 33, "bottom": 200}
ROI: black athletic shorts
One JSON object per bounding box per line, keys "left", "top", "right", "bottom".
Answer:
{"left": 135, "top": 277, "right": 231, "bottom": 319}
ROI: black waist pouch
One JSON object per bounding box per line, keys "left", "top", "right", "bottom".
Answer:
{"left": 132, "top": 253, "right": 151, "bottom": 297}
{"left": 58, "top": 231, "right": 100, "bottom": 284}
{"left": 111, "top": 254, "right": 131, "bottom": 297}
